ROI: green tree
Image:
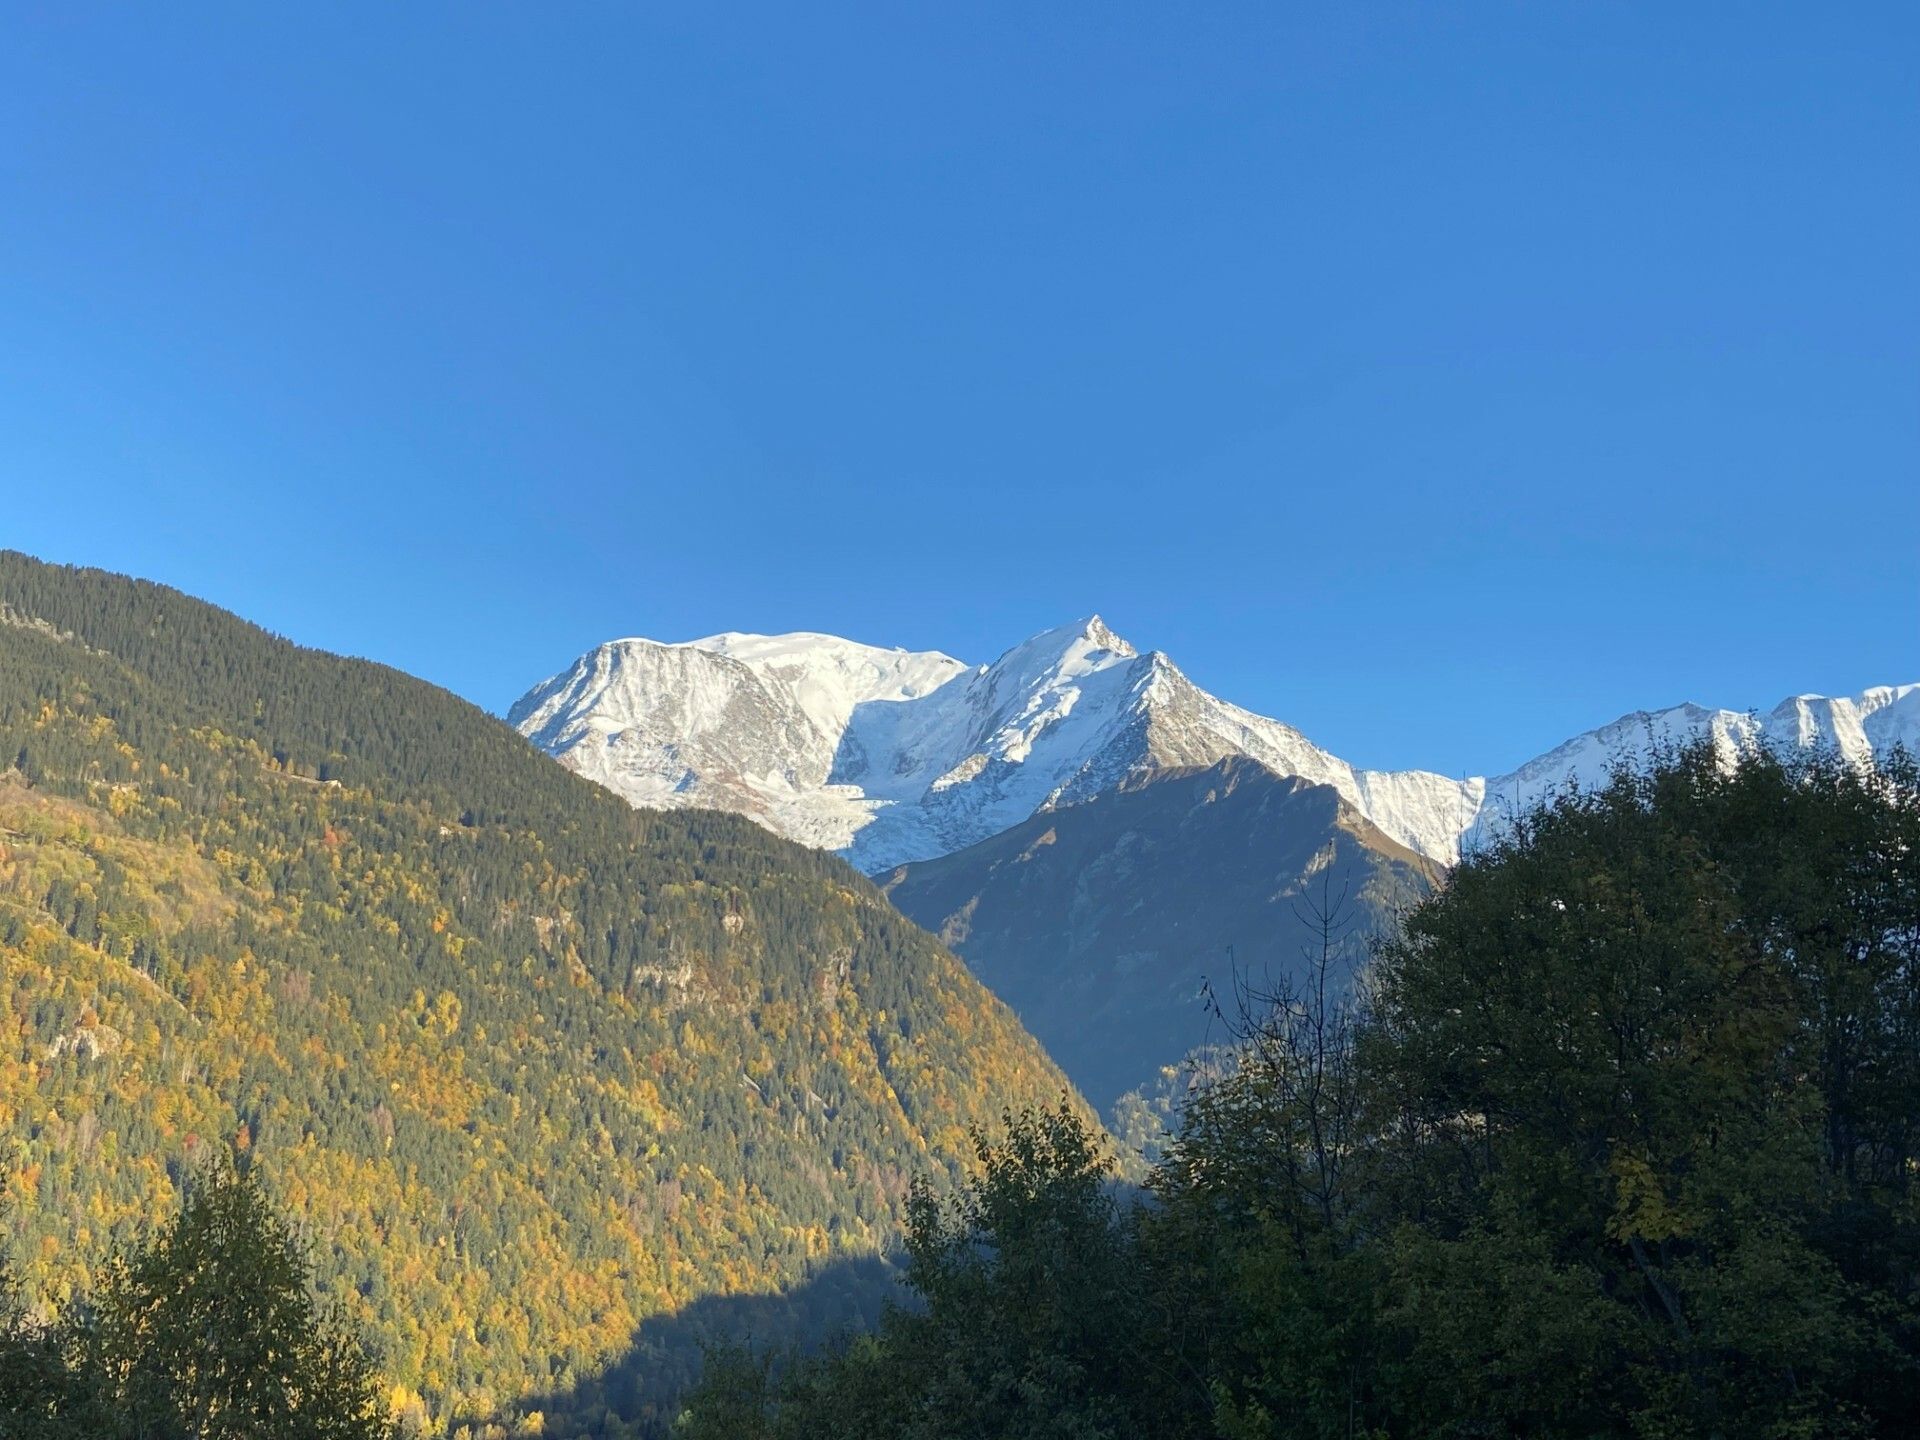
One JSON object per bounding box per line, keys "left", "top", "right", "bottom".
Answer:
{"left": 0, "top": 1259, "right": 115, "bottom": 1440}
{"left": 1368, "top": 747, "right": 1920, "bottom": 1437}
{"left": 674, "top": 1102, "right": 1146, "bottom": 1440}
{"left": 92, "top": 1162, "right": 392, "bottom": 1439}
{"left": 1141, "top": 873, "right": 1389, "bottom": 1440}
{"left": 895, "top": 1102, "right": 1144, "bottom": 1440}
{"left": 671, "top": 1345, "right": 773, "bottom": 1440}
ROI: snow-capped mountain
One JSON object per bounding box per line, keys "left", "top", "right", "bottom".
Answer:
{"left": 510, "top": 617, "right": 1918, "bottom": 873}
{"left": 1463, "top": 683, "right": 1920, "bottom": 854}
{"left": 508, "top": 630, "right": 969, "bottom": 857}
{"left": 511, "top": 617, "right": 1481, "bottom": 871}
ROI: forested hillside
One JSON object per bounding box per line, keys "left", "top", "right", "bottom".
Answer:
{"left": 0, "top": 552, "right": 1090, "bottom": 1434}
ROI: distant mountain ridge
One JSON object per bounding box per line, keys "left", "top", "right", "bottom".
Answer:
{"left": 512, "top": 618, "right": 1919, "bottom": 871}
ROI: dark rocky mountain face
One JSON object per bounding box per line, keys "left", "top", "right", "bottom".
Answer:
{"left": 881, "top": 755, "right": 1438, "bottom": 1119}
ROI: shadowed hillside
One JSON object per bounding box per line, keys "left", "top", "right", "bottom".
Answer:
{"left": 505, "top": 1253, "right": 903, "bottom": 1437}
{"left": 882, "top": 757, "right": 1437, "bottom": 1115}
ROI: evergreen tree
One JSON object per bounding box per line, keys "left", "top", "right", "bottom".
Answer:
{"left": 0, "top": 1260, "right": 115, "bottom": 1440}
{"left": 88, "top": 1162, "right": 393, "bottom": 1440}
{"left": 2, "top": 1166, "right": 394, "bottom": 1439}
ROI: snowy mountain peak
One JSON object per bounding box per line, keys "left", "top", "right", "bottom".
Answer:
{"left": 982, "top": 615, "right": 1136, "bottom": 685}
{"left": 511, "top": 622, "right": 1915, "bottom": 875}
{"left": 1079, "top": 614, "right": 1134, "bottom": 656}
{"left": 513, "top": 618, "right": 1472, "bottom": 869}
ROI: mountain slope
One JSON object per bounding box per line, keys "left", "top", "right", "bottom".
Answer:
{"left": 0, "top": 553, "right": 1091, "bottom": 1434}
{"left": 515, "top": 619, "right": 1917, "bottom": 872}
{"left": 879, "top": 757, "right": 1437, "bottom": 1114}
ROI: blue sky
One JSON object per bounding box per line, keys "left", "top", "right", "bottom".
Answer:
{"left": 2, "top": 4, "right": 1914, "bottom": 776}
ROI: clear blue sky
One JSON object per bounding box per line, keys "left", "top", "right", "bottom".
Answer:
{"left": 3, "top": 4, "right": 1914, "bottom": 776}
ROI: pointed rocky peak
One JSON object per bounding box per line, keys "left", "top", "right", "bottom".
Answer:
{"left": 980, "top": 615, "right": 1140, "bottom": 692}
{"left": 1080, "top": 614, "right": 1135, "bottom": 658}
{"left": 1127, "top": 645, "right": 1191, "bottom": 695}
